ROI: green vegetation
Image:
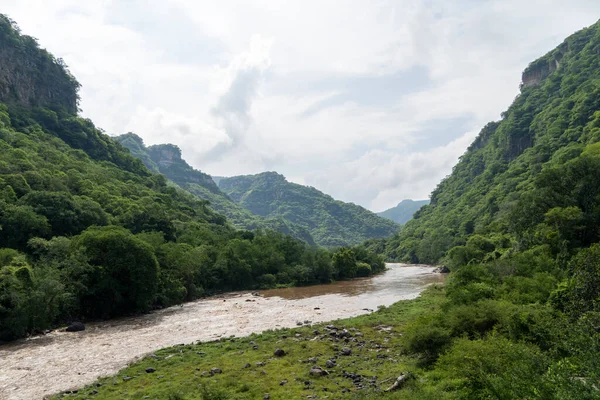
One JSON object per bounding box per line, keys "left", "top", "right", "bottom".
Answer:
{"left": 0, "top": 17, "right": 385, "bottom": 341}
{"left": 218, "top": 172, "right": 400, "bottom": 247}
{"left": 377, "top": 199, "right": 430, "bottom": 225}
{"left": 115, "top": 133, "right": 316, "bottom": 245}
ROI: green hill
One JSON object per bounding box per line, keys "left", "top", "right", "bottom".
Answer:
{"left": 115, "top": 133, "right": 315, "bottom": 245}
{"left": 354, "top": 18, "right": 600, "bottom": 397}
{"left": 0, "top": 15, "right": 384, "bottom": 341}
{"left": 217, "top": 172, "right": 401, "bottom": 247}
{"left": 375, "top": 20, "right": 600, "bottom": 265}
{"left": 377, "top": 199, "right": 430, "bottom": 225}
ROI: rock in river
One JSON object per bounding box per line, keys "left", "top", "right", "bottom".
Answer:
{"left": 65, "top": 322, "right": 85, "bottom": 332}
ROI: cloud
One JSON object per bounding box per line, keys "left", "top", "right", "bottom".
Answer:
{"left": 208, "top": 34, "right": 273, "bottom": 159}
{"left": 3, "top": 0, "right": 600, "bottom": 211}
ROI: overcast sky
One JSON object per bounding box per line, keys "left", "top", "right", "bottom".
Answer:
{"left": 3, "top": 1, "right": 600, "bottom": 211}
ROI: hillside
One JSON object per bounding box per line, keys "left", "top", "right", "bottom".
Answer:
{"left": 218, "top": 172, "right": 401, "bottom": 247}
{"left": 115, "top": 133, "right": 315, "bottom": 245}
{"left": 350, "top": 19, "right": 600, "bottom": 397}
{"left": 375, "top": 19, "right": 600, "bottom": 265}
{"left": 0, "top": 15, "right": 384, "bottom": 341}
{"left": 377, "top": 199, "right": 429, "bottom": 225}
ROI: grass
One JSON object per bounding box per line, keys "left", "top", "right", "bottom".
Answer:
{"left": 50, "top": 285, "right": 446, "bottom": 400}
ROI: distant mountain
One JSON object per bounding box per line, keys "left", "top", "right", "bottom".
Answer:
{"left": 115, "top": 134, "right": 315, "bottom": 244}
{"left": 377, "top": 199, "right": 430, "bottom": 225}
{"left": 217, "top": 172, "right": 401, "bottom": 247}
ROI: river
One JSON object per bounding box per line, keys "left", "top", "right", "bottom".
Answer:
{"left": 0, "top": 264, "right": 444, "bottom": 400}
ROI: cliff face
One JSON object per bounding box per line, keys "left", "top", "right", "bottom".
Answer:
{"left": 0, "top": 15, "right": 80, "bottom": 113}
{"left": 521, "top": 58, "right": 561, "bottom": 88}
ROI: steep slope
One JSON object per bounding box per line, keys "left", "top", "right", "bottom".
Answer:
{"left": 218, "top": 172, "right": 401, "bottom": 247}
{"left": 377, "top": 19, "right": 600, "bottom": 264}
{"left": 115, "top": 133, "right": 315, "bottom": 244}
{"left": 377, "top": 199, "right": 429, "bottom": 225}
{"left": 0, "top": 15, "right": 79, "bottom": 114}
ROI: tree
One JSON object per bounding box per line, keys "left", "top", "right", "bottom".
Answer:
{"left": 332, "top": 247, "right": 357, "bottom": 279}
{"left": 72, "top": 226, "right": 159, "bottom": 318}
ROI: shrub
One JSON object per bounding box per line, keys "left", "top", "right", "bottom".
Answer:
{"left": 356, "top": 262, "right": 372, "bottom": 277}
{"left": 433, "top": 336, "right": 549, "bottom": 399}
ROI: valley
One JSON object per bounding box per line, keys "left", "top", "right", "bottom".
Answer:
{"left": 0, "top": 7, "right": 600, "bottom": 400}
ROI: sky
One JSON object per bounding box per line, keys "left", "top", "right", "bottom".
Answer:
{"left": 3, "top": 1, "right": 600, "bottom": 212}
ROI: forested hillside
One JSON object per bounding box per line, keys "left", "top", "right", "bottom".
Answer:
{"left": 377, "top": 199, "right": 429, "bottom": 225}
{"left": 375, "top": 19, "right": 600, "bottom": 265}
{"left": 116, "top": 133, "right": 315, "bottom": 244}
{"left": 218, "top": 172, "right": 401, "bottom": 247}
{"left": 356, "top": 19, "right": 600, "bottom": 398}
{"left": 0, "top": 15, "right": 385, "bottom": 341}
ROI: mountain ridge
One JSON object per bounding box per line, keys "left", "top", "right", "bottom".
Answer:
{"left": 115, "top": 133, "right": 316, "bottom": 245}
{"left": 218, "top": 171, "right": 401, "bottom": 247}
{"left": 377, "top": 199, "right": 430, "bottom": 225}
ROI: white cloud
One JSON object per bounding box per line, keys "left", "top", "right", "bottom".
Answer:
{"left": 2, "top": 0, "right": 600, "bottom": 211}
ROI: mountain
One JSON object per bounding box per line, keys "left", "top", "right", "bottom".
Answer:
{"left": 377, "top": 199, "right": 429, "bottom": 225}
{"left": 116, "top": 134, "right": 400, "bottom": 247}
{"left": 217, "top": 172, "right": 401, "bottom": 247}
{"left": 115, "top": 133, "right": 315, "bottom": 245}
{"left": 0, "top": 15, "right": 385, "bottom": 341}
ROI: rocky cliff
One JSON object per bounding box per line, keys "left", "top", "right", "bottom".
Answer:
{"left": 0, "top": 15, "right": 80, "bottom": 113}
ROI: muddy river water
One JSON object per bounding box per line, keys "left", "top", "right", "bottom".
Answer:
{"left": 0, "top": 264, "right": 444, "bottom": 400}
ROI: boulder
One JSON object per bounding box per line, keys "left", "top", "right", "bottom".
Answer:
{"left": 274, "top": 348, "right": 286, "bottom": 357}
{"left": 309, "top": 366, "right": 329, "bottom": 376}
{"left": 145, "top": 368, "right": 156, "bottom": 373}
{"left": 340, "top": 347, "right": 352, "bottom": 356}
{"left": 433, "top": 265, "right": 450, "bottom": 273}
{"left": 66, "top": 322, "right": 85, "bottom": 332}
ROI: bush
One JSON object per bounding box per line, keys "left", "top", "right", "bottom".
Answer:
{"left": 433, "top": 336, "right": 550, "bottom": 399}
{"left": 356, "top": 262, "right": 371, "bottom": 277}
{"left": 403, "top": 313, "right": 452, "bottom": 363}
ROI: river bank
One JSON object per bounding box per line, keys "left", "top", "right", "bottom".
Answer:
{"left": 0, "top": 264, "right": 443, "bottom": 400}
